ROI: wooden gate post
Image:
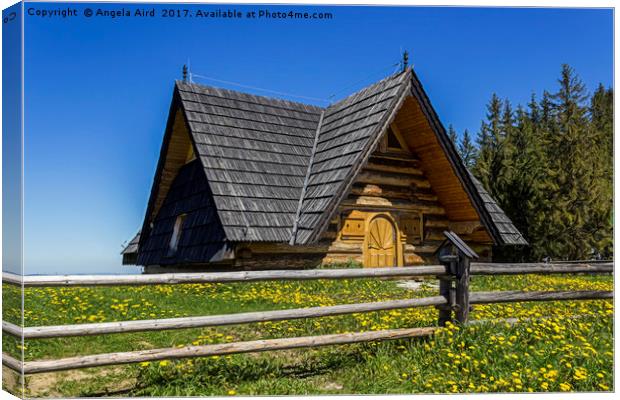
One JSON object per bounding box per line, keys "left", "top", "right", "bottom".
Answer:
{"left": 435, "top": 231, "right": 478, "bottom": 325}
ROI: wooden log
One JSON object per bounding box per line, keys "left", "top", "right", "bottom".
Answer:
{"left": 8, "top": 327, "right": 437, "bottom": 374}
{"left": 2, "top": 353, "right": 22, "bottom": 373}
{"left": 321, "top": 254, "right": 363, "bottom": 264}
{"left": 423, "top": 229, "right": 449, "bottom": 242}
{"left": 364, "top": 162, "right": 423, "bottom": 176}
{"left": 326, "top": 241, "right": 363, "bottom": 254}
{"left": 234, "top": 254, "right": 323, "bottom": 270}
{"left": 2, "top": 321, "right": 21, "bottom": 337}
{"left": 411, "top": 242, "right": 443, "bottom": 254}
{"left": 246, "top": 242, "right": 330, "bottom": 254}
{"left": 341, "top": 196, "right": 446, "bottom": 215}
{"left": 470, "top": 262, "right": 613, "bottom": 275}
{"left": 350, "top": 183, "right": 440, "bottom": 203}
{"left": 3, "top": 296, "right": 447, "bottom": 339}
{"left": 448, "top": 221, "right": 484, "bottom": 235}
{"left": 2, "top": 266, "right": 448, "bottom": 287}
{"left": 368, "top": 154, "right": 420, "bottom": 165}
{"left": 424, "top": 218, "right": 449, "bottom": 228}
{"left": 550, "top": 259, "right": 612, "bottom": 264}
{"left": 349, "top": 185, "right": 413, "bottom": 201}
{"left": 470, "top": 290, "right": 613, "bottom": 304}
{"left": 356, "top": 171, "right": 431, "bottom": 189}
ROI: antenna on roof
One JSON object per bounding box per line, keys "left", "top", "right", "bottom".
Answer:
{"left": 402, "top": 50, "right": 409, "bottom": 72}
{"left": 187, "top": 58, "right": 193, "bottom": 83}
{"left": 182, "top": 65, "right": 188, "bottom": 83}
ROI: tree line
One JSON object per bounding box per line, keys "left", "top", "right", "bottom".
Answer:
{"left": 449, "top": 65, "right": 613, "bottom": 261}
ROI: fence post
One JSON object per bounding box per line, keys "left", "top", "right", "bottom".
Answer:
{"left": 454, "top": 252, "right": 472, "bottom": 323}
{"left": 436, "top": 273, "right": 455, "bottom": 326}
{"left": 436, "top": 251, "right": 457, "bottom": 326}
{"left": 435, "top": 231, "right": 478, "bottom": 325}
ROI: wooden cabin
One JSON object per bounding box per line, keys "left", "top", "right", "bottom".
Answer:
{"left": 122, "top": 68, "right": 526, "bottom": 272}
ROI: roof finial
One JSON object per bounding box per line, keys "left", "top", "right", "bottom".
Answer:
{"left": 182, "top": 64, "right": 188, "bottom": 83}
{"left": 402, "top": 50, "right": 409, "bottom": 72}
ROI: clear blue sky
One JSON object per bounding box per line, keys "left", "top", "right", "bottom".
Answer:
{"left": 20, "top": 3, "right": 612, "bottom": 274}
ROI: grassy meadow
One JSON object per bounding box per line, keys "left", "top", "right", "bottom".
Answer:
{"left": 1, "top": 269, "right": 613, "bottom": 397}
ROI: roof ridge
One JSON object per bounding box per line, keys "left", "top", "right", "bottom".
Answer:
{"left": 176, "top": 80, "right": 326, "bottom": 112}
{"left": 289, "top": 110, "right": 325, "bottom": 245}
{"left": 326, "top": 69, "right": 410, "bottom": 110}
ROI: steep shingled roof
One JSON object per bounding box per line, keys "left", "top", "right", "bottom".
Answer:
{"left": 134, "top": 68, "right": 526, "bottom": 254}
{"left": 176, "top": 82, "right": 323, "bottom": 242}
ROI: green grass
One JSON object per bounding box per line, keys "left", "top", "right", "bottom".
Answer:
{"left": 1, "top": 271, "right": 613, "bottom": 397}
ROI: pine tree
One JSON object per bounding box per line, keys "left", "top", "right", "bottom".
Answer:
{"left": 498, "top": 105, "right": 546, "bottom": 261}
{"left": 501, "top": 99, "right": 515, "bottom": 135}
{"left": 587, "top": 84, "right": 614, "bottom": 257}
{"left": 539, "top": 90, "right": 556, "bottom": 144}
{"left": 447, "top": 124, "right": 458, "bottom": 146}
{"left": 590, "top": 84, "right": 613, "bottom": 170}
{"left": 543, "top": 64, "right": 599, "bottom": 259}
{"left": 473, "top": 94, "right": 508, "bottom": 201}
{"left": 528, "top": 93, "right": 540, "bottom": 125}
{"left": 458, "top": 129, "right": 477, "bottom": 168}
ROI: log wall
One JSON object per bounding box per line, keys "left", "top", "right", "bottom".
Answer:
{"left": 321, "top": 139, "right": 493, "bottom": 266}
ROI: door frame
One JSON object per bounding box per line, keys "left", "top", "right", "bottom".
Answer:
{"left": 362, "top": 212, "right": 404, "bottom": 268}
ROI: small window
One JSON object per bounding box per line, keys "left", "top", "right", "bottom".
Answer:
{"left": 379, "top": 126, "right": 410, "bottom": 154}
{"left": 168, "top": 214, "right": 186, "bottom": 256}
{"left": 387, "top": 128, "right": 402, "bottom": 148}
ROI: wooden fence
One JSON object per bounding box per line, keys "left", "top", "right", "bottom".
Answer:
{"left": 1, "top": 233, "right": 613, "bottom": 375}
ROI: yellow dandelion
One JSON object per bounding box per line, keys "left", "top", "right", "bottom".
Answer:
{"left": 598, "top": 383, "right": 609, "bottom": 391}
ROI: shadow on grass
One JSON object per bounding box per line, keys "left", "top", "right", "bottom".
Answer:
{"left": 129, "top": 342, "right": 378, "bottom": 396}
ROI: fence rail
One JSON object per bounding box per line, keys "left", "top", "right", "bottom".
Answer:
{"left": 4, "top": 327, "right": 439, "bottom": 374}
{"left": 2, "top": 232, "right": 613, "bottom": 375}
{"left": 2, "top": 290, "right": 611, "bottom": 340}
{"left": 2, "top": 262, "right": 612, "bottom": 287}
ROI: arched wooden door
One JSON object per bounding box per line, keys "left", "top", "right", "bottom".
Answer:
{"left": 366, "top": 217, "right": 396, "bottom": 267}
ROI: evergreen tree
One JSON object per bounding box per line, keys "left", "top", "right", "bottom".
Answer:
{"left": 473, "top": 120, "right": 492, "bottom": 189}
{"left": 498, "top": 105, "right": 546, "bottom": 261}
{"left": 447, "top": 124, "right": 458, "bottom": 146}
{"left": 528, "top": 93, "right": 540, "bottom": 125}
{"left": 542, "top": 64, "right": 597, "bottom": 259}
{"left": 501, "top": 99, "right": 515, "bottom": 135}
{"left": 590, "top": 84, "right": 613, "bottom": 170}
{"left": 539, "top": 90, "right": 556, "bottom": 145}
{"left": 473, "top": 94, "right": 508, "bottom": 201}
{"left": 587, "top": 84, "right": 614, "bottom": 257}
{"left": 458, "top": 129, "right": 477, "bottom": 168}
{"left": 468, "top": 64, "right": 612, "bottom": 262}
